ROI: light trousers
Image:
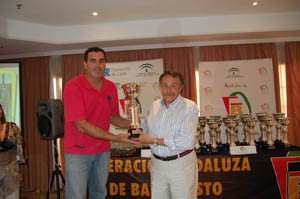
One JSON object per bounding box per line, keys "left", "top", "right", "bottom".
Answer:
{"left": 150, "top": 151, "right": 198, "bottom": 199}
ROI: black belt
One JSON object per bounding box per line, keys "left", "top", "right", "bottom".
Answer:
{"left": 153, "top": 149, "right": 194, "bottom": 161}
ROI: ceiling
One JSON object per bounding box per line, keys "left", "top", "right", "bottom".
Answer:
{"left": 0, "top": 0, "right": 300, "bottom": 59}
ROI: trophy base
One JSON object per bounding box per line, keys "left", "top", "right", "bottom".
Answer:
{"left": 208, "top": 145, "right": 218, "bottom": 153}
{"left": 256, "top": 141, "right": 267, "bottom": 149}
{"left": 240, "top": 142, "right": 250, "bottom": 146}
{"left": 274, "top": 140, "right": 290, "bottom": 148}
{"left": 195, "top": 143, "right": 208, "bottom": 153}
{"left": 128, "top": 128, "right": 142, "bottom": 139}
{"left": 211, "top": 148, "right": 218, "bottom": 153}
{"left": 267, "top": 144, "right": 276, "bottom": 150}
{"left": 274, "top": 140, "right": 283, "bottom": 148}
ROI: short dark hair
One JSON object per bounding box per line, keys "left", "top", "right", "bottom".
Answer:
{"left": 159, "top": 71, "right": 184, "bottom": 85}
{"left": 0, "top": 104, "right": 6, "bottom": 123}
{"left": 83, "top": 47, "right": 106, "bottom": 62}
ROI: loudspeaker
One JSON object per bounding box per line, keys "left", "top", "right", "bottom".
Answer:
{"left": 36, "top": 99, "right": 64, "bottom": 139}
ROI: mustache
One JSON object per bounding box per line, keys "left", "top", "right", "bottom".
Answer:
{"left": 93, "top": 67, "right": 103, "bottom": 71}
{"left": 164, "top": 93, "right": 175, "bottom": 96}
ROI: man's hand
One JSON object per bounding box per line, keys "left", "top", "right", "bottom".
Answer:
{"left": 114, "top": 132, "right": 140, "bottom": 145}
{"left": 132, "top": 129, "right": 154, "bottom": 145}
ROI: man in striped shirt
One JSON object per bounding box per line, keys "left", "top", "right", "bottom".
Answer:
{"left": 136, "top": 71, "right": 199, "bottom": 199}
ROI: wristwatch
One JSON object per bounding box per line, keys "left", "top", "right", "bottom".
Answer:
{"left": 153, "top": 138, "right": 158, "bottom": 146}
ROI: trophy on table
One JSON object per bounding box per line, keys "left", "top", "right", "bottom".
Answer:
{"left": 222, "top": 116, "right": 230, "bottom": 147}
{"left": 279, "top": 117, "right": 290, "bottom": 148}
{"left": 122, "top": 83, "right": 142, "bottom": 138}
{"left": 265, "top": 115, "right": 275, "bottom": 149}
{"left": 256, "top": 112, "right": 269, "bottom": 148}
{"left": 227, "top": 114, "right": 240, "bottom": 145}
{"left": 273, "top": 113, "right": 286, "bottom": 147}
{"left": 209, "top": 116, "right": 223, "bottom": 149}
{"left": 245, "top": 117, "right": 257, "bottom": 146}
{"left": 240, "top": 114, "right": 252, "bottom": 145}
{"left": 207, "top": 120, "right": 219, "bottom": 153}
{"left": 195, "top": 116, "right": 208, "bottom": 153}
{"left": 224, "top": 117, "right": 239, "bottom": 148}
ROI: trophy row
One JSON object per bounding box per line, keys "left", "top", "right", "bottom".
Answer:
{"left": 194, "top": 112, "right": 290, "bottom": 153}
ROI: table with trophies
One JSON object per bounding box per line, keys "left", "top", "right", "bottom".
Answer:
{"left": 108, "top": 110, "right": 299, "bottom": 199}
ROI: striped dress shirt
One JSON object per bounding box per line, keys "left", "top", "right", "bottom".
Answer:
{"left": 142, "top": 95, "right": 199, "bottom": 157}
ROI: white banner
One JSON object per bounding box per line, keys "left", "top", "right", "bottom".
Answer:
{"left": 199, "top": 58, "right": 277, "bottom": 141}
{"left": 199, "top": 58, "right": 276, "bottom": 116}
{"left": 105, "top": 59, "right": 164, "bottom": 136}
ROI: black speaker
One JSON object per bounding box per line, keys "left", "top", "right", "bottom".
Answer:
{"left": 36, "top": 99, "right": 64, "bottom": 139}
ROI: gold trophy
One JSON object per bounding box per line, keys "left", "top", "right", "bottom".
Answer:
{"left": 265, "top": 115, "right": 275, "bottom": 149}
{"left": 199, "top": 116, "right": 208, "bottom": 149}
{"left": 246, "top": 117, "right": 257, "bottom": 146}
{"left": 256, "top": 112, "right": 268, "bottom": 147}
{"left": 195, "top": 116, "right": 208, "bottom": 153}
{"left": 208, "top": 116, "right": 223, "bottom": 147}
{"left": 122, "top": 83, "right": 142, "bottom": 138}
{"left": 240, "top": 114, "right": 252, "bottom": 145}
{"left": 224, "top": 118, "right": 239, "bottom": 148}
{"left": 279, "top": 117, "right": 290, "bottom": 148}
{"left": 207, "top": 120, "right": 219, "bottom": 153}
{"left": 273, "top": 113, "right": 285, "bottom": 146}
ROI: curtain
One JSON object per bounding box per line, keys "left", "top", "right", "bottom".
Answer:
{"left": 285, "top": 42, "right": 300, "bottom": 147}
{"left": 20, "top": 57, "right": 52, "bottom": 192}
{"left": 199, "top": 43, "right": 280, "bottom": 111}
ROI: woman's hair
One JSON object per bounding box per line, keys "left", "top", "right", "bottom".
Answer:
{"left": 0, "top": 104, "right": 6, "bottom": 123}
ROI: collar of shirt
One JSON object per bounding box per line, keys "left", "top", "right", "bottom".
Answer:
{"left": 159, "top": 94, "right": 183, "bottom": 109}
{"left": 80, "top": 74, "right": 107, "bottom": 92}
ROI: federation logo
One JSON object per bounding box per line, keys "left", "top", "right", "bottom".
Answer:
{"left": 222, "top": 91, "right": 251, "bottom": 115}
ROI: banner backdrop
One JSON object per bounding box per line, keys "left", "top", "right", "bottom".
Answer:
{"left": 106, "top": 147, "right": 300, "bottom": 199}
{"left": 198, "top": 58, "right": 277, "bottom": 142}
{"left": 105, "top": 59, "right": 164, "bottom": 136}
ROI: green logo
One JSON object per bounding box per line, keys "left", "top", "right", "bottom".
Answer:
{"left": 139, "top": 63, "right": 153, "bottom": 72}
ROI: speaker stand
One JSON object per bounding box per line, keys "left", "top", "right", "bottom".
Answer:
{"left": 46, "top": 138, "right": 65, "bottom": 199}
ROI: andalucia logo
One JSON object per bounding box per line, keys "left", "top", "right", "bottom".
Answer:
{"left": 226, "top": 67, "right": 244, "bottom": 78}
{"left": 139, "top": 63, "right": 153, "bottom": 72}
